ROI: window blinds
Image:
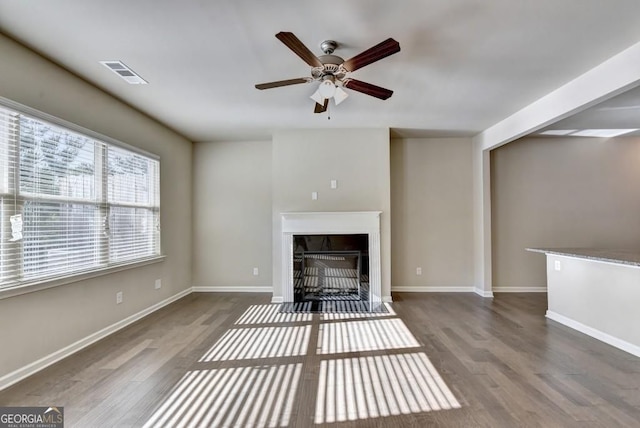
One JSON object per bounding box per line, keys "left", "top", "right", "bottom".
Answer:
{"left": 0, "top": 104, "right": 160, "bottom": 289}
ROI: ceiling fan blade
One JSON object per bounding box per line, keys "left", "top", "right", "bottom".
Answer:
{"left": 342, "top": 38, "right": 400, "bottom": 72}
{"left": 314, "top": 99, "right": 329, "bottom": 113}
{"left": 276, "top": 32, "right": 323, "bottom": 68}
{"left": 343, "top": 79, "right": 393, "bottom": 100}
{"left": 255, "top": 78, "right": 310, "bottom": 90}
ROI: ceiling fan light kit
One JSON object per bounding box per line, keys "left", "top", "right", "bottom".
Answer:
{"left": 310, "top": 80, "right": 348, "bottom": 107}
{"left": 332, "top": 86, "right": 349, "bottom": 106}
{"left": 255, "top": 32, "right": 400, "bottom": 113}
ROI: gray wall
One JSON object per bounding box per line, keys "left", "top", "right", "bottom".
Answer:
{"left": 272, "top": 128, "right": 391, "bottom": 300}
{"left": 491, "top": 136, "right": 640, "bottom": 289}
{"left": 191, "top": 135, "right": 478, "bottom": 296}
{"left": 0, "top": 34, "right": 192, "bottom": 379}
{"left": 390, "top": 138, "right": 474, "bottom": 290}
{"left": 192, "top": 140, "right": 272, "bottom": 289}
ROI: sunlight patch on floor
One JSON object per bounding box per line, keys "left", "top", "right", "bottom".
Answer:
{"left": 145, "top": 301, "right": 462, "bottom": 427}
{"left": 317, "top": 318, "right": 419, "bottom": 354}
{"left": 200, "top": 325, "right": 311, "bottom": 361}
{"left": 314, "top": 353, "right": 461, "bottom": 424}
{"left": 235, "top": 304, "right": 313, "bottom": 325}
{"left": 143, "top": 363, "right": 302, "bottom": 428}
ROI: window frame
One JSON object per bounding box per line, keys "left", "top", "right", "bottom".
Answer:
{"left": 0, "top": 97, "right": 163, "bottom": 299}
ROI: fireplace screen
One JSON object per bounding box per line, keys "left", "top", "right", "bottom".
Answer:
{"left": 293, "top": 235, "right": 368, "bottom": 302}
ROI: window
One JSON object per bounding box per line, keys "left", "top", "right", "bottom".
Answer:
{"left": 0, "top": 102, "right": 160, "bottom": 290}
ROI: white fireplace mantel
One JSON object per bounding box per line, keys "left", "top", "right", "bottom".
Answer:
{"left": 280, "top": 211, "right": 382, "bottom": 303}
{"left": 282, "top": 211, "right": 382, "bottom": 234}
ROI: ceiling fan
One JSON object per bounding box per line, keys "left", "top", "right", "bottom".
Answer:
{"left": 255, "top": 32, "right": 400, "bottom": 113}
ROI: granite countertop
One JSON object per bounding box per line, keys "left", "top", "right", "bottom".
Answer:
{"left": 526, "top": 248, "right": 640, "bottom": 267}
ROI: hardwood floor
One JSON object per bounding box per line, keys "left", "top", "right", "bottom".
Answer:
{"left": 1, "top": 292, "right": 639, "bottom": 427}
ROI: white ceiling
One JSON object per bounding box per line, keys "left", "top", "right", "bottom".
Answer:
{"left": 1, "top": 0, "right": 640, "bottom": 142}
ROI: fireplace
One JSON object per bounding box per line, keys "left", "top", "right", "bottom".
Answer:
{"left": 294, "top": 234, "right": 368, "bottom": 302}
{"left": 281, "top": 212, "right": 382, "bottom": 305}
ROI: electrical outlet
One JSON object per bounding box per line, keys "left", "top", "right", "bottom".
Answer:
{"left": 311, "top": 191, "right": 318, "bottom": 200}
{"left": 416, "top": 267, "right": 422, "bottom": 275}
{"left": 116, "top": 291, "right": 123, "bottom": 304}
{"left": 554, "top": 260, "right": 561, "bottom": 271}
{"left": 155, "top": 279, "right": 162, "bottom": 289}
{"left": 253, "top": 267, "right": 259, "bottom": 276}
{"left": 330, "top": 179, "right": 337, "bottom": 189}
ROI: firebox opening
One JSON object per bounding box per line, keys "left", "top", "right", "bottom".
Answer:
{"left": 293, "top": 234, "right": 369, "bottom": 303}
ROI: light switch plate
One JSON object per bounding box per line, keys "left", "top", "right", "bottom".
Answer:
{"left": 312, "top": 191, "right": 318, "bottom": 200}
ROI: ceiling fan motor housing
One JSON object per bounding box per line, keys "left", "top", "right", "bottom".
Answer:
{"left": 313, "top": 55, "right": 346, "bottom": 80}
{"left": 320, "top": 40, "right": 338, "bottom": 54}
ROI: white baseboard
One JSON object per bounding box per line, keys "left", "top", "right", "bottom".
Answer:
{"left": 546, "top": 311, "right": 640, "bottom": 358}
{"left": 392, "top": 286, "right": 475, "bottom": 293}
{"left": 493, "top": 287, "right": 547, "bottom": 293}
{"left": 392, "top": 286, "right": 545, "bottom": 294}
{"left": 192, "top": 286, "right": 273, "bottom": 293}
{"left": 0, "top": 287, "right": 192, "bottom": 392}
{"left": 382, "top": 295, "right": 393, "bottom": 303}
{"left": 474, "top": 288, "right": 494, "bottom": 298}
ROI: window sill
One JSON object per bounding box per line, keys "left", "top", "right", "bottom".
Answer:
{"left": 0, "top": 255, "right": 166, "bottom": 301}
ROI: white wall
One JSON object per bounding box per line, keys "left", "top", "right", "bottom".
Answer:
{"left": 192, "top": 140, "right": 272, "bottom": 290}
{"left": 390, "top": 138, "right": 474, "bottom": 290}
{"left": 0, "top": 34, "right": 192, "bottom": 381}
{"left": 271, "top": 128, "right": 391, "bottom": 300}
{"left": 546, "top": 254, "right": 640, "bottom": 355}
{"left": 491, "top": 136, "right": 640, "bottom": 289}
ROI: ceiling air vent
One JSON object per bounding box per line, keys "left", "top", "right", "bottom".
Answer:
{"left": 99, "top": 60, "right": 147, "bottom": 84}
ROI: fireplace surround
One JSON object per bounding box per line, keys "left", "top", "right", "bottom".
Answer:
{"left": 280, "top": 211, "right": 382, "bottom": 304}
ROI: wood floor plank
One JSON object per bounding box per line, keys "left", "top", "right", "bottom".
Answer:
{"left": 1, "top": 292, "right": 639, "bottom": 427}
